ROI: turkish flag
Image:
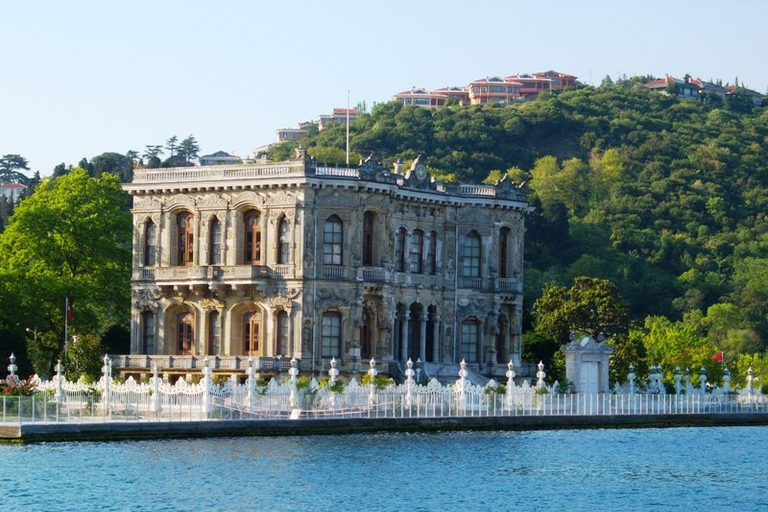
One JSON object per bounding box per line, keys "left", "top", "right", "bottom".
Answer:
{"left": 711, "top": 352, "right": 723, "bottom": 363}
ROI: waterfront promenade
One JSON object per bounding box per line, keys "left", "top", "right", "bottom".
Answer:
{"left": 2, "top": 358, "right": 767, "bottom": 442}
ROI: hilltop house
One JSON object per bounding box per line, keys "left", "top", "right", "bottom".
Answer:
{"left": 393, "top": 70, "right": 578, "bottom": 107}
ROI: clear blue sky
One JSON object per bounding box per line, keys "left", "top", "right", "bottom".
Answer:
{"left": 2, "top": 0, "right": 767, "bottom": 176}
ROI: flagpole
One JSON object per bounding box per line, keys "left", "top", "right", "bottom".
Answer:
{"left": 346, "top": 89, "right": 350, "bottom": 166}
{"left": 64, "top": 297, "right": 68, "bottom": 363}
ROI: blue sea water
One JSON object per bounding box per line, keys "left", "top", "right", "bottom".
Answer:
{"left": 1, "top": 426, "right": 765, "bottom": 512}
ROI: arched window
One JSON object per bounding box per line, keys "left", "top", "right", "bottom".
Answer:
{"left": 144, "top": 220, "right": 157, "bottom": 266}
{"left": 177, "top": 311, "right": 194, "bottom": 355}
{"left": 276, "top": 310, "right": 289, "bottom": 356}
{"left": 395, "top": 227, "right": 407, "bottom": 272}
{"left": 208, "top": 311, "right": 221, "bottom": 355}
{"left": 462, "top": 231, "right": 481, "bottom": 277}
{"left": 321, "top": 312, "right": 342, "bottom": 358}
{"left": 499, "top": 227, "right": 510, "bottom": 278}
{"left": 141, "top": 311, "right": 155, "bottom": 354}
{"left": 410, "top": 229, "right": 424, "bottom": 274}
{"left": 244, "top": 210, "right": 262, "bottom": 264}
{"left": 278, "top": 217, "right": 291, "bottom": 264}
{"left": 323, "top": 215, "right": 343, "bottom": 265}
{"left": 460, "top": 320, "right": 480, "bottom": 363}
{"left": 177, "top": 212, "right": 193, "bottom": 266}
{"left": 209, "top": 217, "right": 222, "bottom": 265}
{"left": 243, "top": 311, "right": 261, "bottom": 355}
{"left": 426, "top": 230, "right": 438, "bottom": 275}
{"left": 362, "top": 211, "right": 375, "bottom": 266}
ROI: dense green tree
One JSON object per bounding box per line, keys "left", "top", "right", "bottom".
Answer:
{"left": 534, "top": 276, "right": 629, "bottom": 344}
{"left": 0, "top": 169, "right": 132, "bottom": 374}
{"left": 90, "top": 151, "right": 133, "bottom": 182}
{"left": 177, "top": 134, "right": 200, "bottom": 163}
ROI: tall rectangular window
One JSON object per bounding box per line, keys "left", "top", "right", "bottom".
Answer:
{"left": 142, "top": 311, "right": 155, "bottom": 354}
{"left": 244, "top": 311, "right": 260, "bottom": 355}
{"left": 276, "top": 310, "right": 289, "bottom": 356}
{"left": 409, "top": 230, "right": 424, "bottom": 274}
{"left": 208, "top": 311, "right": 220, "bottom": 355}
{"left": 177, "top": 212, "right": 193, "bottom": 266}
{"left": 499, "top": 227, "right": 510, "bottom": 278}
{"left": 323, "top": 216, "right": 343, "bottom": 265}
{"left": 460, "top": 321, "right": 480, "bottom": 363}
{"left": 144, "top": 221, "right": 157, "bottom": 266}
{"left": 210, "top": 218, "right": 222, "bottom": 265}
{"left": 462, "top": 232, "right": 481, "bottom": 277}
{"left": 322, "top": 312, "right": 341, "bottom": 358}
{"left": 177, "top": 312, "right": 194, "bottom": 354}
{"left": 426, "top": 231, "right": 437, "bottom": 275}
{"left": 395, "top": 228, "right": 407, "bottom": 272}
{"left": 278, "top": 218, "right": 291, "bottom": 264}
{"left": 362, "top": 211, "right": 374, "bottom": 266}
{"left": 244, "top": 210, "right": 262, "bottom": 264}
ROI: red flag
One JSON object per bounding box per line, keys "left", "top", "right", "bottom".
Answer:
{"left": 711, "top": 352, "right": 723, "bottom": 363}
{"left": 66, "top": 297, "right": 72, "bottom": 323}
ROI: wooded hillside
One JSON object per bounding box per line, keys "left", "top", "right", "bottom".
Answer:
{"left": 269, "top": 81, "right": 768, "bottom": 383}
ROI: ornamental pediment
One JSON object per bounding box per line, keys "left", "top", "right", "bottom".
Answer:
{"left": 231, "top": 191, "right": 265, "bottom": 209}
{"left": 197, "top": 195, "right": 229, "bottom": 209}
{"left": 133, "top": 198, "right": 162, "bottom": 211}
{"left": 167, "top": 194, "right": 196, "bottom": 210}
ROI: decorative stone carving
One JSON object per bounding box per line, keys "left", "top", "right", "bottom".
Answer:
{"left": 197, "top": 195, "right": 228, "bottom": 209}
{"left": 268, "top": 296, "right": 293, "bottom": 310}
{"left": 199, "top": 297, "right": 224, "bottom": 310}
{"left": 133, "top": 289, "right": 162, "bottom": 311}
{"left": 133, "top": 198, "right": 162, "bottom": 211}
{"left": 167, "top": 194, "right": 196, "bottom": 210}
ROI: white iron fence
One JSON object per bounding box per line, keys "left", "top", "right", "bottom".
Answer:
{"left": 2, "top": 359, "right": 767, "bottom": 425}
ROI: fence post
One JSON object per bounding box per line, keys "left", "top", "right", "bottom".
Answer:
{"left": 54, "top": 360, "right": 64, "bottom": 405}
{"left": 457, "top": 359, "right": 468, "bottom": 416}
{"left": 151, "top": 364, "right": 161, "bottom": 417}
{"left": 289, "top": 358, "right": 299, "bottom": 409}
{"left": 102, "top": 354, "right": 112, "bottom": 418}
{"left": 247, "top": 357, "right": 256, "bottom": 410}
{"left": 328, "top": 357, "right": 339, "bottom": 413}
{"left": 505, "top": 361, "right": 515, "bottom": 412}
{"left": 367, "top": 358, "right": 377, "bottom": 408}
{"left": 202, "top": 356, "right": 212, "bottom": 418}
{"left": 405, "top": 358, "right": 415, "bottom": 410}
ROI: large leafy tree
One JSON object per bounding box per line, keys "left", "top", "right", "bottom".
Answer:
{"left": 0, "top": 168, "right": 132, "bottom": 375}
{"left": 534, "top": 276, "right": 629, "bottom": 343}
{"left": 90, "top": 151, "right": 134, "bottom": 182}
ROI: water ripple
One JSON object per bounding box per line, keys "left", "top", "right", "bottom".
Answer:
{"left": 1, "top": 426, "right": 766, "bottom": 511}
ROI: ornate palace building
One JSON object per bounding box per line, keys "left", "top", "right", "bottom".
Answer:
{"left": 117, "top": 149, "right": 529, "bottom": 381}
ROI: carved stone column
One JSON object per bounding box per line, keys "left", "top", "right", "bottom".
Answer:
{"left": 432, "top": 314, "right": 441, "bottom": 363}
{"left": 419, "top": 310, "right": 428, "bottom": 362}
{"left": 401, "top": 311, "right": 410, "bottom": 363}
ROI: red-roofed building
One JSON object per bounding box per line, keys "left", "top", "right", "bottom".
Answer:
{"left": 0, "top": 182, "right": 26, "bottom": 203}
{"left": 724, "top": 85, "right": 765, "bottom": 106}
{"left": 392, "top": 86, "right": 468, "bottom": 107}
{"left": 645, "top": 75, "right": 703, "bottom": 99}
{"left": 317, "top": 108, "right": 358, "bottom": 131}
{"left": 467, "top": 76, "right": 523, "bottom": 105}
{"left": 688, "top": 78, "right": 727, "bottom": 101}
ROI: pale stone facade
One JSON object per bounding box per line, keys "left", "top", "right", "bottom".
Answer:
{"left": 118, "top": 150, "right": 529, "bottom": 380}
